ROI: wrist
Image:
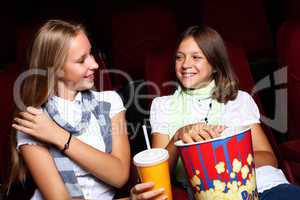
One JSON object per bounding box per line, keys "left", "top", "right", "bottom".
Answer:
{"left": 61, "top": 133, "right": 72, "bottom": 153}
{"left": 173, "top": 131, "right": 181, "bottom": 142}
{"left": 52, "top": 128, "right": 70, "bottom": 150}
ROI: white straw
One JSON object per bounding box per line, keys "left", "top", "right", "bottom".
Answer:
{"left": 142, "top": 125, "right": 151, "bottom": 150}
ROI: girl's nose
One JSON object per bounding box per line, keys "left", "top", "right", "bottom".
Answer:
{"left": 182, "top": 57, "right": 192, "bottom": 69}
{"left": 88, "top": 55, "right": 99, "bottom": 70}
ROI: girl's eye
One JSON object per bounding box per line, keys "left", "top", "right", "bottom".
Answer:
{"left": 176, "top": 55, "right": 183, "bottom": 60}
{"left": 77, "top": 59, "right": 85, "bottom": 64}
{"left": 193, "top": 56, "right": 201, "bottom": 60}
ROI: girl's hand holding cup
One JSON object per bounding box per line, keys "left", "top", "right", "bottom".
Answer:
{"left": 130, "top": 182, "right": 167, "bottom": 200}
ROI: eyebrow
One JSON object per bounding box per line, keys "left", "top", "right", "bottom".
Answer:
{"left": 75, "top": 48, "right": 91, "bottom": 61}
{"left": 176, "top": 51, "right": 202, "bottom": 54}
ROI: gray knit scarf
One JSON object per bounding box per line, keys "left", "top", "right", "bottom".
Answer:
{"left": 43, "top": 90, "right": 112, "bottom": 198}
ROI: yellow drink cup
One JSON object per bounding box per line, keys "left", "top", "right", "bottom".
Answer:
{"left": 133, "top": 148, "right": 173, "bottom": 200}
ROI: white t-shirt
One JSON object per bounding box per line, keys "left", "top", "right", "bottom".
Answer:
{"left": 150, "top": 90, "right": 288, "bottom": 193}
{"left": 17, "top": 90, "right": 125, "bottom": 200}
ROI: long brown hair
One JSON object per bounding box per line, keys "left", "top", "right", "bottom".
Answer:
{"left": 175, "top": 25, "right": 239, "bottom": 103}
{"left": 4, "top": 19, "right": 85, "bottom": 193}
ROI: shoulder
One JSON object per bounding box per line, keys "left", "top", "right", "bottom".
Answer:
{"left": 226, "top": 90, "right": 255, "bottom": 106}
{"left": 151, "top": 95, "right": 173, "bottom": 107}
{"left": 91, "top": 90, "right": 123, "bottom": 104}
{"left": 91, "top": 90, "right": 125, "bottom": 117}
{"left": 222, "top": 90, "right": 260, "bottom": 126}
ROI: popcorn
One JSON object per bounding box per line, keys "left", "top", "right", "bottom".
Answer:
{"left": 247, "top": 154, "right": 253, "bottom": 165}
{"left": 215, "top": 162, "right": 225, "bottom": 174}
{"left": 178, "top": 130, "right": 259, "bottom": 200}
{"left": 190, "top": 158, "right": 258, "bottom": 200}
{"left": 213, "top": 180, "right": 226, "bottom": 192}
{"left": 191, "top": 175, "right": 201, "bottom": 187}
{"left": 227, "top": 181, "right": 239, "bottom": 192}
{"left": 241, "top": 165, "right": 250, "bottom": 179}
{"left": 232, "top": 158, "right": 242, "bottom": 173}
{"left": 230, "top": 172, "right": 236, "bottom": 179}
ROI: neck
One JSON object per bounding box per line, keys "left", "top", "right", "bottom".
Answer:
{"left": 182, "top": 80, "right": 215, "bottom": 96}
{"left": 192, "top": 79, "right": 213, "bottom": 90}
{"left": 56, "top": 81, "right": 77, "bottom": 101}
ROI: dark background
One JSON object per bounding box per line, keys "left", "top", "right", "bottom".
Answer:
{"left": 0, "top": 0, "right": 299, "bottom": 198}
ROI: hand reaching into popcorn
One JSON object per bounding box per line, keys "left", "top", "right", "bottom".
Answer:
{"left": 173, "top": 122, "right": 226, "bottom": 143}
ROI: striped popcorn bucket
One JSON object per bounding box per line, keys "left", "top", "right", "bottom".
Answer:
{"left": 175, "top": 126, "right": 259, "bottom": 200}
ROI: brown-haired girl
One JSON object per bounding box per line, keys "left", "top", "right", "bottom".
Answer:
{"left": 131, "top": 25, "right": 300, "bottom": 200}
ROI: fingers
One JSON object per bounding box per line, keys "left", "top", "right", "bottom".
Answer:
{"left": 132, "top": 182, "right": 155, "bottom": 194}
{"left": 18, "top": 111, "right": 36, "bottom": 122}
{"left": 182, "top": 133, "right": 195, "bottom": 143}
{"left": 199, "top": 129, "right": 213, "bottom": 140}
{"left": 190, "top": 132, "right": 204, "bottom": 142}
{"left": 215, "top": 125, "right": 226, "bottom": 133}
{"left": 17, "top": 107, "right": 42, "bottom": 122}
{"left": 134, "top": 188, "right": 165, "bottom": 200}
{"left": 178, "top": 123, "right": 226, "bottom": 143}
{"left": 27, "top": 106, "right": 42, "bottom": 115}
{"left": 13, "top": 117, "right": 35, "bottom": 129}
{"left": 202, "top": 124, "right": 226, "bottom": 139}
{"left": 12, "top": 123, "right": 34, "bottom": 135}
{"left": 204, "top": 126, "right": 219, "bottom": 138}
{"left": 131, "top": 182, "right": 167, "bottom": 200}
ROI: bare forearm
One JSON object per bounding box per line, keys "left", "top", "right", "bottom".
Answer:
{"left": 254, "top": 151, "right": 278, "bottom": 168}
{"left": 41, "top": 190, "right": 70, "bottom": 200}
{"left": 165, "top": 137, "right": 179, "bottom": 173}
{"left": 53, "top": 130, "right": 129, "bottom": 188}
{"left": 152, "top": 134, "right": 180, "bottom": 174}
{"left": 21, "top": 146, "right": 71, "bottom": 200}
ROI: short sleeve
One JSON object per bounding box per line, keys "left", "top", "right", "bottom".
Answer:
{"left": 16, "top": 131, "right": 44, "bottom": 151}
{"left": 16, "top": 108, "right": 46, "bottom": 151}
{"left": 108, "top": 91, "right": 126, "bottom": 118}
{"left": 92, "top": 91, "right": 126, "bottom": 118}
{"left": 150, "top": 96, "right": 173, "bottom": 135}
{"left": 222, "top": 91, "right": 260, "bottom": 126}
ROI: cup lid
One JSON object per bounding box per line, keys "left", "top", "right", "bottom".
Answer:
{"left": 133, "top": 148, "right": 169, "bottom": 167}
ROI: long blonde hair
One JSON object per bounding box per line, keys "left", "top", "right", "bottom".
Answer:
{"left": 4, "top": 19, "right": 85, "bottom": 193}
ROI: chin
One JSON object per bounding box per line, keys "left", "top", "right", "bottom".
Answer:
{"left": 78, "top": 83, "right": 94, "bottom": 91}
{"left": 180, "top": 81, "right": 197, "bottom": 89}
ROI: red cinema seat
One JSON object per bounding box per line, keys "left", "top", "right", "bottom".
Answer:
{"left": 282, "top": 0, "right": 300, "bottom": 19}
{"left": 0, "top": 64, "right": 21, "bottom": 182}
{"left": 277, "top": 19, "right": 300, "bottom": 140}
{"left": 277, "top": 19, "right": 300, "bottom": 185}
{"left": 112, "top": 5, "right": 177, "bottom": 87}
{"left": 145, "top": 44, "right": 177, "bottom": 102}
{"left": 201, "top": 0, "right": 273, "bottom": 59}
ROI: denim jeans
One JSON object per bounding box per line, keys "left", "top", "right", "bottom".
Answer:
{"left": 259, "top": 183, "right": 300, "bottom": 200}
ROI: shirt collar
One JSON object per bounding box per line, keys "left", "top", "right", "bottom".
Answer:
{"left": 52, "top": 92, "right": 82, "bottom": 105}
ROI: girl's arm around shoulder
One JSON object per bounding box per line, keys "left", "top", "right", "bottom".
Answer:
{"left": 62, "top": 111, "right": 130, "bottom": 188}
{"left": 20, "top": 145, "right": 70, "bottom": 200}
{"left": 13, "top": 105, "right": 130, "bottom": 188}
